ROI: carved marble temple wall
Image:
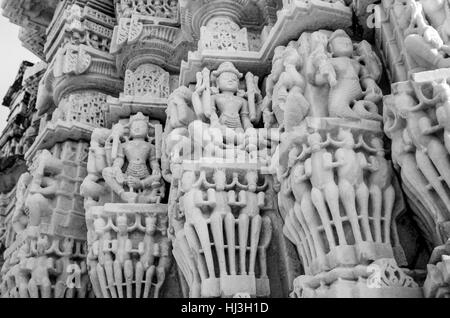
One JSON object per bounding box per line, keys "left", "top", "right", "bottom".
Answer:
{"left": 0, "top": 0, "right": 448, "bottom": 298}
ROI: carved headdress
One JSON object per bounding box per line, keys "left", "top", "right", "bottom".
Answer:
{"left": 128, "top": 112, "right": 149, "bottom": 127}
{"left": 212, "top": 62, "right": 243, "bottom": 79}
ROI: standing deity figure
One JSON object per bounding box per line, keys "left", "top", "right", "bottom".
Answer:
{"left": 193, "top": 62, "right": 256, "bottom": 133}
{"left": 102, "top": 112, "right": 164, "bottom": 204}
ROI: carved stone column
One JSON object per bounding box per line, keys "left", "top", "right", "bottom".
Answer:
{"left": 0, "top": 0, "right": 122, "bottom": 298}
{"left": 81, "top": 113, "right": 173, "bottom": 298}
{"left": 267, "top": 29, "right": 421, "bottom": 297}
{"left": 165, "top": 62, "right": 280, "bottom": 298}
{"left": 384, "top": 69, "right": 450, "bottom": 297}
{"left": 79, "top": 0, "right": 192, "bottom": 298}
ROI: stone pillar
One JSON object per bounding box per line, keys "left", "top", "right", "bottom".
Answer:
{"left": 79, "top": 0, "right": 192, "bottom": 298}
{"left": 164, "top": 0, "right": 357, "bottom": 298}
{"left": 164, "top": 63, "right": 279, "bottom": 298}
{"left": 0, "top": 0, "right": 122, "bottom": 298}
{"left": 384, "top": 69, "right": 450, "bottom": 297}
{"left": 268, "top": 29, "right": 421, "bottom": 298}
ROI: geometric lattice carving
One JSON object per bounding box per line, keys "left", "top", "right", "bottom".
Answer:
{"left": 54, "top": 92, "right": 108, "bottom": 128}
{"left": 124, "top": 64, "right": 170, "bottom": 98}
{"left": 199, "top": 17, "right": 249, "bottom": 51}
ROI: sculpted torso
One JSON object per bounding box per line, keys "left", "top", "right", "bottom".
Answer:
{"left": 214, "top": 94, "right": 245, "bottom": 115}
{"left": 369, "top": 155, "right": 393, "bottom": 190}
{"left": 309, "top": 150, "right": 335, "bottom": 188}
{"left": 124, "top": 140, "right": 152, "bottom": 177}
{"left": 405, "top": 111, "right": 432, "bottom": 149}
{"left": 213, "top": 93, "right": 247, "bottom": 128}
{"left": 290, "top": 164, "right": 310, "bottom": 202}
{"left": 331, "top": 57, "right": 361, "bottom": 82}
{"left": 335, "top": 148, "right": 365, "bottom": 185}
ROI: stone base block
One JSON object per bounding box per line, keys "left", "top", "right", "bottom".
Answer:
{"left": 201, "top": 278, "right": 221, "bottom": 298}
{"left": 220, "top": 275, "right": 257, "bottom": 298}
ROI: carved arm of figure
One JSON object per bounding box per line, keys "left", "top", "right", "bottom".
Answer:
{"left": 111, "top": 146, "right": 126, "bottom": 183}
{"left": 419, "top": 116, "right": 444, "bottom": 135}
{"left": 304, "top": 158, "right": 313, "bottom": 179}
{"left": 357, "top": 58, "right": 383, "bottom": 103}
{"left": 402, "top": 129, "right": 417, "bottom": 153}
{"left": 357, "top": 152, "right": 370, "bottom": 172}
{"left": 367, "top": 155, "right": 380, "bottom": 173}
{"left": 404, "top": 0, "right": 428, "bottom": 35}
{"left": 194, "top": 188, "right": 217, "bottom": 209}
{"left": 307, "top": 51, "right": 337, "bottom": 87}
{"left": 323, "top": 152, "right": 344, "bottom": 169}
{"left": 261, "top": 95, "right": 277, "bottom": 128}
{"left": 240, "top": 99, "right": 254, "bottom": 131}
{"left": 228, "top": 190, "right": 247, "bottom": 208}
{"left": 293, "top": 164, "right": 310, "bottom": 184}
{"left": 209, "top": 95, "right": 221, "bottom": 127}
{"left": 192, "top": 70, "right": 208, "bottom": 119}
{"left": 245, "top": 72, "right": 258, "bottom": 123}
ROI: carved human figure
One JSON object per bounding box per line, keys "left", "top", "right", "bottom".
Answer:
{"left": 367, "top": 137, "right": 396, "bottom": 243}
{"left": 427, "top": 81, "right": 450, "bottom": 153}
{"left": 26, "top": 237, "right": 53, "bottom": 298}
{"left": 403, "top": 0, "right": 450, "bottom": 70}
{"left": 304, "top": 30, "right": 335, "bottom": 118}
{"left": 262, "top": 46, "right": 287, "bottom": 128}
{"left": 400, "top": 95, "right": 450, "bottom": 196}
{"left": 179, "top": 171, "right": 216, "bottom": 281}
{"left": 5, "top": 244, "right": 30, "bottom": 298}
{"left": 236, "top": 171, "right": 265, "bottom": 276}
{"left": 204, "top": 169, "right": 230, "bottom": 277}
{"left": 384, "top": 88, "right": 450, "bottom": 231}
{"left": 304, "top": 133, "right": 345, "bottom": 247}
{"left": 166, "top": 86, "right": 196, "bottom": 133}
{"left": 332, "top": 128, "right": 372, "bottom": 244}
{"left": 92, "top": 217, "right": 117, "bottom": 298}
{"left": 111, "top": 214, "right": 133, "bottom": 298}
{"left": 194, "top": 62, "right": 253, "bottom": 132}
{"left": 289, "top": 162, "right": 327, "bottom": 268}
{"left": 81, "top": 128, "right": 114, "bottom": 207}
{"left": 272, "top": 45, "right": 309, "bottom": 129}
{"left": 102, "top": 113, "right": 162, "bottom": 204}
{"left": 154, "top": 233, "right": 171, "bottom": 298}
{"left": 137, "top": 215, "right": 157, "bottom": 298}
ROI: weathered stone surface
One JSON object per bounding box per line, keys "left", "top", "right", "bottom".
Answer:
{"left": 0, "top": 0, "right": 447, "bottom": 299}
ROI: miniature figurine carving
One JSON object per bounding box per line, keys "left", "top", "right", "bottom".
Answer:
{"left": 102, "top": 112, "right": 164, "bottom": 204}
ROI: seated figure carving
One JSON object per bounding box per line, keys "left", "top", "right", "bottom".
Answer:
{"left": 83, "top": 112, "right": 164, "bottom": 204}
